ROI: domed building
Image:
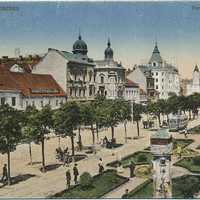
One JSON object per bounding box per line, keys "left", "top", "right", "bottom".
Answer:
{"left": 94, "top": 39, "right": 126, "bottom": 99}
{"left": 32, "top": 33, "right": 96, "bottom": 101}
{"left": 72, "top": 34, "right": 88, "bottom": 57}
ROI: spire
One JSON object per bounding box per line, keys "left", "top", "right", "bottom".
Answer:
{"left": 194, "top": 64, "right": 199, "bottom": 72}
{"left": 107, "top": 38, "right": 111, "bottom": 47}
{"left": 78, "top": 28, "right": 81, "bottom": 40}
{"left": 153, "top": 41, "right": 160, "bottom": 54}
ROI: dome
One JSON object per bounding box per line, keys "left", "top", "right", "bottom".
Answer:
{"left": 104, "top": 39, "right": 114, "bottom": 60}
{"left": 72, "top": 34, "right": 88, "bottom": 55}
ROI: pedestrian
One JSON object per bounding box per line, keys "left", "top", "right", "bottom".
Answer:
{"left": 1, "top": 164, "right": 8, "bottom": 183}
{"left": 98, "top": 158, "right": 104, "bottom": 174}
{"left": 129, "top": 161, "right": 135, "bottom": 178}
{"left": 121, "top": 189, "right": 129, "bottom": 199}
{"left": 66, "top": 169, "right": 71, "bottom": 189}
{"left": 184, "top": 128, "right": 188, "bottom": 138}
{"left": 73, "top": 163, "right": 79, "bottom": 184}
{"left": 63, "top": 151, "right": 70, "bottom": 166}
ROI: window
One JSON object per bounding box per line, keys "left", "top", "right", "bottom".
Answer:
{"left": 156, "top": 78, "right": 158, "bottom": 82}
{"left": 26, "top": 101, "right": 28, "bottom": 107}
{"left": 152, "top": 72, "right": 154, "bottom": 76}
{"left": 70, "top": 88, "right": 72, "bottom": 96}
{"left": 56, "top": 100, "right": 58, "bottom": 106}
{"left": 162, "top": 78, "right": 164, "bottom": 82}
{"left": 153, "top": 62, "right": 156, "bottom": 67}
{"left": 48, "top": 100, "right": 51, "bottom": 105}
{"left": 32, "top": 101, "right": 35, "bottom": 106}
{"left": 79, "top": 89, "right": 81, "bottom": 97}
{"left": 156, "top": 85, "right": 158, "bottom": 89}
{"left": 60, "top": 100, "right": 63, "bottom": 105}
{"left": 162, "top": 72, "right": 164, "bottom": 76}
{"left": 89, "top": 86, "right": 93, "bottom": 96}
{"left": 100, "top": 76, "right": 104, "bottom": 84}
{"left": 156, "top": 72, "right": 158, "bottom": 76}
{"left": 83, "top": 89, "right": 85, "bottom": 97}
{"left": 1, "top": 97, "right": 5, "bottom": 105}
{"left": 11, "top": 97, "right": 16, "bottom": 106}
{"left": 41, "top": 101, "right": 43, "bottom": 107}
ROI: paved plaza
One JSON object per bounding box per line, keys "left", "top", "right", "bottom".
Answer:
{"left": 0, "top": 115, "right": 200, "bottom": 197}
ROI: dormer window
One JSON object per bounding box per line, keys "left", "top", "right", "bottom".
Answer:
{"left": 153, "top": 62, "right": 157, "bottom": 67}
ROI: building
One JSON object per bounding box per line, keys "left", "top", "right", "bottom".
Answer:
{"left": 32, "top": 34, "right": 96, "bottom": 101}
{"left": 94, "top": 39, "right": 126, "bottom": 99}
{"left": 186, "top": 65, "right": 200, "bottom": 96}
{"left": 124, "top": 79, "right": 140, "bottom": 103}
{"left": 148, "top": 42, "right": 180, "bottom": 99}
{"left": 0, "top": 64, "right": 66, "bottom": 110}
{"left": 127, "top": 65, "right": 158, "bottom": 102}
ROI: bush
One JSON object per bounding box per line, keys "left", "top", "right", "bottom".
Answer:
{"left": 80, "top": 172, "right": 93, "bottom": 189}
{"left": 193, "top": 156, "right": 200, "bottom": 165}
{"left": 137, "top": 154, "right": 147, "bottom": 163}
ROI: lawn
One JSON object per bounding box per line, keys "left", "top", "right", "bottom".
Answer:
{"left": 174, "top": 156, "right": 200, "bottom": 173}
{"left": 127, "top": 175, "right": 200, "bottom": 198}
{"left": 107, "top": 151, "right": 152, "bottom": 168}
{"left": 144, "top": 138, "right": 194, "bottom": 151}
{"left": 188, "top": 125, "right": 200, "bottom": 134}
{"left": 52, "top": 169, "right": 128, "bottom": 198}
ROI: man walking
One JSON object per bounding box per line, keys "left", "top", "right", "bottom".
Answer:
{"left": 73, "top": 163, "right": 79, "bottom": 184}
{"left": 66, "top": 169, "right": 71, "bottom": 189}
{"left": 98, "top": 158, "right": 104, "bottom": 174}
{"left": 1, "top": 164, "right": 8, "bottom": 183}
{"left": 129, "top": 161, "right": 135, "bottom": 178}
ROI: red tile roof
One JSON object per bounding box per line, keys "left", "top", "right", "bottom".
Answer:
{"left": 125, "top": 79, "right": 139, "bottom": 88}
{"left": 0, "top": 65, "right": 66, "bottom": 97}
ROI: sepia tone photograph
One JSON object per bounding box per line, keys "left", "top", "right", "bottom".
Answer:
{"left": 0, "top": 1, "right": 200, "bottom": 199}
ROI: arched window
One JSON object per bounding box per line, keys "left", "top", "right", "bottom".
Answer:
{"left": 101, "top": 76, "right": 104, "bottom": 84}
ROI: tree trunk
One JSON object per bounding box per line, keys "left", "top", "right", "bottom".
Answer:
{"left": 189, "top": 110, "right": 191, "bottom": 120}
{"left": 96, "top": 122, "right": 99, "bottom": 142}
{"left": 158, "top": 114, "right": 161, "bottom": 127}
{"left": 124, "top": 122, "right": 127, "bottom": 143}
{"left": 29, "top": 142, "right": 33, "bottom": 165}
{"left": 91, "top": 124, "right": 95, "bottom": 145}
{"left": 58, "top": 136, "right": 61, "bottom": 148}
{"left": 136, "top": 120, "right": 140, "bottom": 137}
{"left": 111, "top": 126, "right": 114, "bottom": 140}
{"left": 7, "top": 147, "right": 11, "bottom": 185}
{"left": 70, "top": 134, "right": 75, "bottom": 157}
{"left": 41, "top": 138, "right": 45, "bottom": 172}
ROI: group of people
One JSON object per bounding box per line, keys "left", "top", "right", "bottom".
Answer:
{"left": 142, "top": 120, "right": 154, "bottom": 129}
{"left": 65, "top": 163, "right": 79, "bottom": 189}
{"left": 56, "top": 147, "right": 70, "bottom": 166}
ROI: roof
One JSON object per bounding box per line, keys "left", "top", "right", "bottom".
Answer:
{"left": 194, "top": 65, "right": 199, "bottom": 72}
{"left": 48, "top": 48, "right": 95, "bottom": 66}
{"left": 125, "top": 79, "right": 139, "bottom": 88}
{"left": 0, "top": 65, "right": 66, "bottom": 97}
{"left": 151, "top": 128, "right": 171, "bottom": 139}
{"left": 149, "top": 43, "right": 163, "bottom": 64}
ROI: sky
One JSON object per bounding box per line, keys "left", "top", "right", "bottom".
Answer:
{"left": 0, "top": 2, "right": 200, "bottom": 78}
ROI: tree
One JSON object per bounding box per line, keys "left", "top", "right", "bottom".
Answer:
{"left": 118, "top": 99, "right": 132, "bottom": 143}
{"left": 0, "top": 104, "right": 23, "bottom": 185}
{"left": 132, "top": 103, "right": 143, "bottom": 137}
{"left": 28, "top": 105, "right": 53, "bottom": 172}
{"left": 80, "top": 102, "right": 96, "bottom": 145}
{"left": 53, "top": 102, "right": 80, "bottom": 157}
{"left": 103, "top": 99, "right": 122, "bottom": 142}
{"left": 21, "top": 105, "right": 38, "bottom": 165}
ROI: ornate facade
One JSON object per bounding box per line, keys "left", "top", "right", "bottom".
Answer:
{"left": 94, "top": 39, "right": 126, "bottom": 99}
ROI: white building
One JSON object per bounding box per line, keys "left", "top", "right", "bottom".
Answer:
{"left": 32, "top": 34, "right": 96, "bottom": 101}
{"left": 148, "top": 43, "right": 180, "bottom": 99}
{"left": 124, "top": 79, "right": 140, "bottom": 103}
{"left": 94, "top": 39, "right": 125, "bottom": 99}
{"left": 0, "top": 65, "right": 66, "bottom": 110}
{"left": 186, "top": 65, "right": 200, "bottom": 95}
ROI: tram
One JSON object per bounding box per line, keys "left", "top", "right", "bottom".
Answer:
{"left": 168, "top": 113, "right": 188, "bottom": 131}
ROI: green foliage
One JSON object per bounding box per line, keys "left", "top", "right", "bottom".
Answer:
{"left": 193, "top": 156, "right": 200, "bottom": 165}
{"left": 132, "top": 103, "right": 143, "bottom": 122}
{"left": 0, "top": 104, "right": 23, "bottom": 154}
{"left": 53, "top": 102, "right": 80, "bottom": 137}
{"left": 137, "top": 154, "right": 147, "bottom": 162}
{"left": 80, "top": 172, "right": 93, "bottom": 189}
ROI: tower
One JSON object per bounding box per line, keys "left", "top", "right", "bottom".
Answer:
{"left": 149, "top": 42, "right": 163, "bottom": 67}
{"left": 150, "top": 129, "right": 173, "bottom": 198}
{"left": 104, "top": 38, "right": 114, "bottom": 61}
{"left": 192, "top": 65, "right": 200, "bottom": 92}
